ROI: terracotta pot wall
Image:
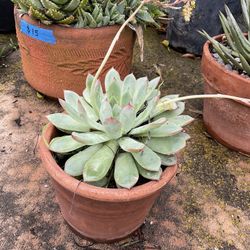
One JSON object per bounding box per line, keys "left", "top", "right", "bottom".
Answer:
{"left": 202, "top": 35, "right": 250, "bottom": 154}
{"left": 15, "top": 10, "right": 135, "bottom": 99}
{"left": 39, "top": 124, "right": 177, "bottom": 242}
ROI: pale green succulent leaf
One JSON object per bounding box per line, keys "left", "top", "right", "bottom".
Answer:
{"left": 114, "top": 153, "right": 139, "bottom": 189}
{"left": 137, "top": 163, "right": 162, "bottom": 180}
{"left": 47, "top": 113, "right": 89, "bottom": 133}
{"left": 132, "top": 146, "right": 161, "bottom": 171}
{"left": 103, "top": 117, "right": 122, "bottom": 139}
{"left": 154, "top": 102, "right": 185, "bottom": 120}
{"left": 64, "top": 144, "right": 102, "bottom": 176}
{"left": 83, "top": 140, "right": 118, "bottom": 182}
{"left": 168, "top": 115, "right": 194, "bottom": 127}
{"left": 157, "top": 153, "right": 177, "bottom": 166}
{"left": 86, "top": 177, "right": 108, "bottom": 187}
{"left": 49, "top": 135, "right": 85, "bottom": 153}
{"left": 129, "top": 117, "right": 166, "bottom": 136}
{"left": 119, "top": 104, "right": 136, "bottom": 133}
{"left": 146, "top": 132, "right": 190, "bottom": 155}
{"left": 72, "top": 131, "right": 110, "bottom": 145}
{"left": 118, "top": 137, "right": 145, "bottom": 153}
{"left": 99, "top": 99, "right": 113, "bottom": 124}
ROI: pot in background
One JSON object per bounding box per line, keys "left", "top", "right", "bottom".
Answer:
{"left": 202, "top": 34, "right": 250, "bottom": 154}
{"left": 39, "top": 123, "right": 177, "bottom": 242}
{"left": 15, "top": 10, "right": 135, "bottom": 99}
{"left": 0, "top": 0, "right": 15, "bottom": 33}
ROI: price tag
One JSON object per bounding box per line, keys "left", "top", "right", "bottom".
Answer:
{"left": 20, "top": 20, "right": 56, "bottom": 45}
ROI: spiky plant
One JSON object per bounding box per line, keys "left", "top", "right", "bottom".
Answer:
{"left": 45, "top": 68, "right": 193, "bottom": 189}
{"left": 200, "top": 0, "right": 250, "bottom": 75}
{"left": 12, "top": 0, "right": 165, "bottom": 27}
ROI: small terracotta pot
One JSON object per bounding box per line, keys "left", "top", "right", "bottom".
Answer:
{"left": 14, "top": 9, "right": 135, "bottom": 99}
{"left": 38, "top": 123, "right": 177, "bottom": 242}
{"left": 202, "top": 34, "right": 250, "bottom": 154}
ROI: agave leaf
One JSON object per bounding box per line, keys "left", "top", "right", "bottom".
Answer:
{"left": 119, "top": 104, "right": 136, "bottom": 133}
{"left": 199, "top": 30, "right": 230, "bottom": 64}
{"left": 154, "top": 102, "right": 185, "bottom": 120}
{"left": 157, "top": 153, "right": 177, "bottom": 166}
{"left": 146, "top": 132, "right": 190, "bottom": 155}
{"left": 72, "top": 131, "right": 110, "bottom": 145}
{"left": 99, "top": 99, "right": 113, "bottom": 124}
{"left": 239, "top": 54, "right": 250, "bottom": 75}
{"left": 132, "top": 146, "right": 161, "bottom": 171}
{"left": 47, "top": 113, "right": 89, "bottom": 133}
{"left": 49, "top": 135, "right": 85, "bottom": 153}
{"left": 219, "top": 12, "right": 237, "bottom": 51}
{"left": 241, "top": 0, "right": 249, "bottom": 26}
{"left": 118, "top": 137, "right": 145, "bottom": 152}
{"left": 168, "top": 115, "right": 194, "bottom": 127}
{"left": 83, "top": 140, "right": 118, "bottom": 182}
{"left": 114, "top": 153, "right": 139, "bottom": 189}
{"left": 64, "top": 144, "right": 102, "bottom": 176}
{"left": 129, "top": 118, "right": 166, "bottom": 136}
{"left": 103, "top": 117, "right": 122, "bottom": 139}
{"left": 137, "top": 163, "right": 162, "bottom": 180}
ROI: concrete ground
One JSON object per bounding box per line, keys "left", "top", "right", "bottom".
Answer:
{"left": 0, "top": 29, "right": 249, "bottom": 250}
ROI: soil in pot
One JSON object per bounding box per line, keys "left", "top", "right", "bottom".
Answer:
{"left": 14, "top": 10, "right": 136, "bottom": 99}
{"left": 39, "top": 123, "right": 177, "bottom": 242}
{"left": 202, "top": 35, "right": 250, "bottom": 154}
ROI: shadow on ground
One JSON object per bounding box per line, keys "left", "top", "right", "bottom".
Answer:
{"left": 0, "top": 29, "right": 249, "bottom": 250}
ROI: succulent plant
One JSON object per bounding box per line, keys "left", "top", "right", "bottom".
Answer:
{"left": 200, "top": 0, "right": 250, "bottom": 75}
{"left": 46, "top": 68, "right": 193, "bottom": 189}
{"left": 12, "top": 0, "right": 165, "bottom": 27}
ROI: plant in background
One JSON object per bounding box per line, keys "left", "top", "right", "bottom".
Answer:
{"left": 12, "top": 0, "right": 166, "bottom": 27}
{"left": 46, "top": 68, "right": 193, "bottom": 188}
{"left": 200, "top": 0, "right": 250, "bottom": 75}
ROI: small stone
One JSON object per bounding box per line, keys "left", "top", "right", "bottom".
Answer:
{"left": 225, "top": 64, "right": 233, "bottom": 71}
{"left": 213, "top": 53, "right": 219, "bottom": 59}
{"left": 44, "top": 184, "right": 48, "bottom": 188}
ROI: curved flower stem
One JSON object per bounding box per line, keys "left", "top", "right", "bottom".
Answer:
{"left": 160, "top": 94, "right": 250, "bottom": 108}
{"left": 92, "top": 0, "right": 147, "bottom": 86}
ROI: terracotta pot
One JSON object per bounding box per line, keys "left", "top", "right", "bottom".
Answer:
{"left": 202, "top": 34, "right": 250, "bottom": 154}
{"left": 14, "top": 9, "right": 135, "bottom": 99}
{"left": 38, "top": 123, "right": 177, "bottom": 242}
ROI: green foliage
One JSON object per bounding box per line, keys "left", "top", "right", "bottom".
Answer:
{"left": 13, "top": 0, "right": 165, "bottom": 27}
{"left": 200, "top": 0, "right": 250, "bottom": 75}
{"left": 47, "top": 68, "right": 193, "bottom": 189}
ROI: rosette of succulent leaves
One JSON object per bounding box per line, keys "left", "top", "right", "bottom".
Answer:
{"left": 12, "top": 0, "right": 166, "bottom": 27}
{"left": 46, "top": 68, "right": 193, "bottom": 189}
{"left": 200, "top": 0, "right": 250, "bottom": 75}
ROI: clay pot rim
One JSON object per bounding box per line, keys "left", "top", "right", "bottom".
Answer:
{"left": 15, "top": 7, "right": 124, "bottom": 32}
{"left": 39, "top": 123, "right": 177, "bottom": 202}
{"left": 203, "top": 34, "right": 250, "bottom": 85}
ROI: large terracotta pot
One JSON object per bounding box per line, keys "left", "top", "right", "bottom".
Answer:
{"left": 14, "top": 9, "right": 135, "bottom": 99}
{"left": 39, "top": 123, "right": 177, "bottom": 242}
{"left": 202, "top": 34, "right": 250, "bottom": 154}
